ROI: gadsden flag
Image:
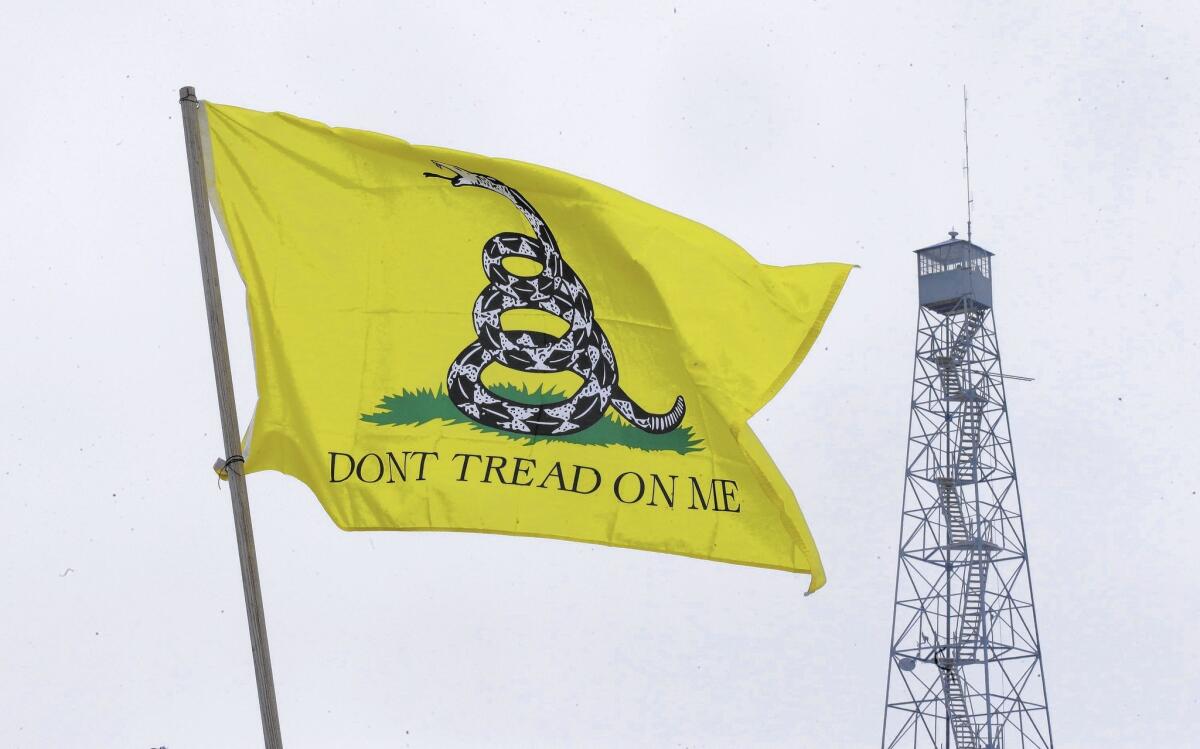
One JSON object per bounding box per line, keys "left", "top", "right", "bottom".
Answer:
{"left": 200, "top": 101, "right": 851, "bottom": 592}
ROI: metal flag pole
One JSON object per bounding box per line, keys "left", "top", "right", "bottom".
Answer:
{"left": 177, "top": 85, "right": 284, "bottom": 749}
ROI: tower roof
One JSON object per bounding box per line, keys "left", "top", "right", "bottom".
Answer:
{"left": 914, "top": 235, "right": 994, "bottom": 261}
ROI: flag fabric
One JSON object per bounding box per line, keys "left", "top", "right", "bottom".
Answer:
{"left": 199, "top": 101, "right": 851, "bottom": 592}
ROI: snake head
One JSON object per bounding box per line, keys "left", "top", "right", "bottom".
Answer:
{"left": 423, "top": 161, "right": 482, "bottom": 187}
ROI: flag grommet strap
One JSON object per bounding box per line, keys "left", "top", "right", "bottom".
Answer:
{"left": 213, "top": 454, "right": 245, "bottom": 481}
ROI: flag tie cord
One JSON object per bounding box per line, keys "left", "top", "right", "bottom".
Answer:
{"left": 214, "top": 454, "right": 246, "bottom": 484}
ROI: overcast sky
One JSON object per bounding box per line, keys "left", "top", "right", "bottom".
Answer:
{"left": 2, "top": 2, "right": 1198, "bottom": 747}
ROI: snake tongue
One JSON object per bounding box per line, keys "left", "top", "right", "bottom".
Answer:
{"left": 424, "top": 160, "right": 477, "bottom": 186}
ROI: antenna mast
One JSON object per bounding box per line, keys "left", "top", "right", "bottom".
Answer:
{"left": 963, "top": 85, "right": 974, "bottom": 242}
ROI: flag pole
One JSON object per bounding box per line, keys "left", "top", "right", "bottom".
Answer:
{"left": 177, "top": 85, "right": 284, "bottom": 749}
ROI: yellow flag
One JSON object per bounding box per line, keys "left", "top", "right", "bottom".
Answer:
{"left": 201, "top": 101, "right": 851, "bottom": 592}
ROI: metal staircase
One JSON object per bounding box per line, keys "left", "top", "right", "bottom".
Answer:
{"left": 937, "top": 478, "right": 971, "bottom": 546}
{"left": 938, "top": 661, "right": 982, "bottom": 749}
{"left": 956, "top": 401, "right": 983, "bottom": 480}
{"left": 935, "top": 308, "right": 994, "bottom": 748}
{"left": 934, "top": 310, "right": 984, "bottom": 402}
{"left": 957, "top": 548, "right": 989, "bottom": 662}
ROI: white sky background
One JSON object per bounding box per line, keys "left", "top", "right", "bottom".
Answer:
{"left": 2, "top": 1, "right": 1198, "bottom": 747}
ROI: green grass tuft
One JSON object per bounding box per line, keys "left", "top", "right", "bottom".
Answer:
{"left": 362, "top": 384, "right": 703, "bottom": 455}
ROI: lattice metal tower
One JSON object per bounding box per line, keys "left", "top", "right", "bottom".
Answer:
{"left": 881, "top": 234, "right": 1053, "bottom": 749}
